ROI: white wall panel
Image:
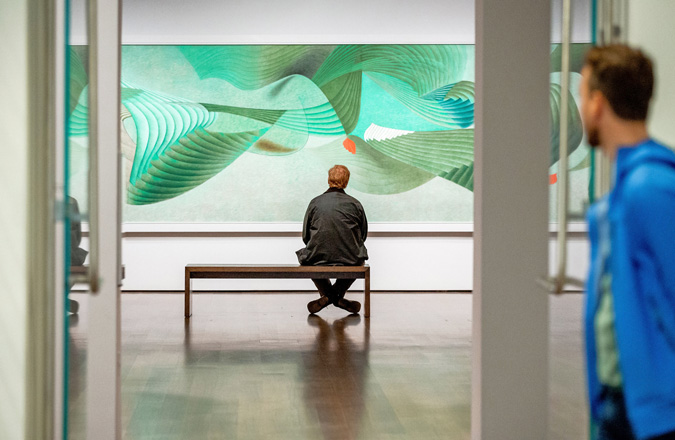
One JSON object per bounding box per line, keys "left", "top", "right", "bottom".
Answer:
{"left": 551, "top": 0, "right": 593, "bottom": 43}
{"left": 0, "top": 1, "right": 28, "bottom": 438}
{"left": 120, "top": 235, "right": 475, "bottom": 291}
{"left": 116, "top": 234, "right": 587, "bottom": 292}
{"left": 628, "top": 1, "right": 675, "bottom": 147}
{"left": 119, "top": 0, "right": 476, "bottom": 44}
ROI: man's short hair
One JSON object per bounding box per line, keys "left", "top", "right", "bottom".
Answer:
{"left": 584, "top": 44, "right": 654, "bottom": 121}
{"left": 328, "top": 165, "right": 350, "bottom": 189}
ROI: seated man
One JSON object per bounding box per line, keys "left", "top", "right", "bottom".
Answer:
{"left": 296, "top": 165, "right": 368, "bottom": 315}
{"left": 68, "top": 196, "right": 88, "bottom": 314}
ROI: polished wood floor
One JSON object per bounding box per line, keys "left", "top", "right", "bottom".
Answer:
{"left": 67, "top": 292, "right": 587, "bottom": 439}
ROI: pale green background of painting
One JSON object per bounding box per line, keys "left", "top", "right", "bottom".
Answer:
{"left": 121, "top": 146, "right": 474, "bottom": 222}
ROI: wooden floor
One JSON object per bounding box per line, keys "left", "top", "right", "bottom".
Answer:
{"left": 66, "top": 292, "right": 587, "bottom": 439}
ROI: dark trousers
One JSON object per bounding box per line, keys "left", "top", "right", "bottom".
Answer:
{"left": 596, "top": 386, "right": 675, "bottom": 440}
{"left": 312, "top": 278, "right": 355, "bottom": 303}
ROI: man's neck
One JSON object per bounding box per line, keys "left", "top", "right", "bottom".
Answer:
{"left": 601, "top": 120, "right": 649, "bottom": 161}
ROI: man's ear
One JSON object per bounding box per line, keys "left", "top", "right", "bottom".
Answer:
{"left": 589, "top": 89, "right": 606, "bottom": 121}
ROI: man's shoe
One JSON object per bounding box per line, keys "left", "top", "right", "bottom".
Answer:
{"left": 68, "top": 299, "right": 80, "bottom": 314}
{"left": 335, "top": 298, "right": 361, "bottom": 314}
{"left": 307, "top": 296, "right": 332, "bottom": 314}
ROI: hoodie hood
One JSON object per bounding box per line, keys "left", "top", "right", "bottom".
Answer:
{"left": 615, "top": 138, "right": 675, "bottom": 182}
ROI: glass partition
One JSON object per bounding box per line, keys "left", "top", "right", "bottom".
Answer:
{"left": 548, "top": 0, "right": 594, "bottom": 284}
{"left": 65, "top": 0, "right": 90, "bottom": 437}
{"left": 548, "top": 1, "right": 594, "bottom": 439}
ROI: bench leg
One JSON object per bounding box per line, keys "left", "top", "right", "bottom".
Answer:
{"left": 364, "top": 271, "right": 370, "bottom": 318}
{"left": 185, "top": 269, "right": 192, "bottom": 318}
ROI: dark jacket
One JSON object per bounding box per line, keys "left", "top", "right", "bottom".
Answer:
{"left": 68, "top": 196, "right": 88, "bottom": 267}
{"left": 296, "top": 188, "right": 368, "bottom": 266}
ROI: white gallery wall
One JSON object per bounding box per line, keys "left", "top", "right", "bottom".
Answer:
{"left": 0, "top": 1, "right": 28, "bottom": 438}
{"left": 117, "top": 227, "right": 589, "bottom": 291}
{"left": 74, "top": 0, "right": 592, "bottom": 291}
{"left": 628, "top": 1, "right": 675, "bottom": 148}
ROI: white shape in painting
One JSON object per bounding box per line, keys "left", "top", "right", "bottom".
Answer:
{"left": 303, "top": 134, "right": 345, "bottom": 149}
{"left": 364, "top": 123, "right": 414, "bottom": 142}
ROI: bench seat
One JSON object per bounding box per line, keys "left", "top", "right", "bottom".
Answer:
{"left": 185, "top": 264, "right": 371, "bottom": 318}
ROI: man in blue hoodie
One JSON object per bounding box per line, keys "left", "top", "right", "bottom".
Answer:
{"left": 581, "top": 45, "right": 675, "bottom": 440}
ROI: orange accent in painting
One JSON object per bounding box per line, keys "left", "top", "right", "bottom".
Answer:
{"left": 549, "top": 173, "right": 558, "bottom": 184}
{"left": 343, "top": 138, "right": 356, "bottom": 154}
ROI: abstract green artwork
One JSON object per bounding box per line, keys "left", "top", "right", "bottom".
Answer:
{"left": 67, "top": 44, "right": 590, "bottom": 223}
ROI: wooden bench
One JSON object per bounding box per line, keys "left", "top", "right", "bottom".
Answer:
{"left": 185, "top": 264, "right": 371, "bottom": 318}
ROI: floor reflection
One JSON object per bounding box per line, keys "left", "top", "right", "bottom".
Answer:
{"left": 63, "top": 293, "right": 585, "bottom": 439}
{"left": 67, "top": 297, "right": 87, "bottom": 440}
{"left": 302, "top": 315, "right": 369, "bottom": 440}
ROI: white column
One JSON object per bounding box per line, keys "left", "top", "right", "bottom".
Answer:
{"left": 473, "top": 2, "right": 551, "bottom": 439}
{"left": 0, "top": 1, "right": 29, "bottom": 439}
{"left": 86, "top": 0, "right": 122, "bottom": 438}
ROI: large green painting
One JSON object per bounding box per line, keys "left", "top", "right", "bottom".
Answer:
{"left": 67, "top": 44, "right": 590, "bottom": 223}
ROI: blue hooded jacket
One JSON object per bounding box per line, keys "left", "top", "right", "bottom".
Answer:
{"left": 585, "top": 139, "right": 675, "bottom": 439}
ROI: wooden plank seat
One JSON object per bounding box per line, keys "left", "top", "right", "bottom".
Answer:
{"left": 185, "top": 264, "right": 371, "bottom": 318}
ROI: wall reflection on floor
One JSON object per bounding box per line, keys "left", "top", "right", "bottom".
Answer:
{"left": 302, "top": 315, "right": 368, "bottom": 440}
